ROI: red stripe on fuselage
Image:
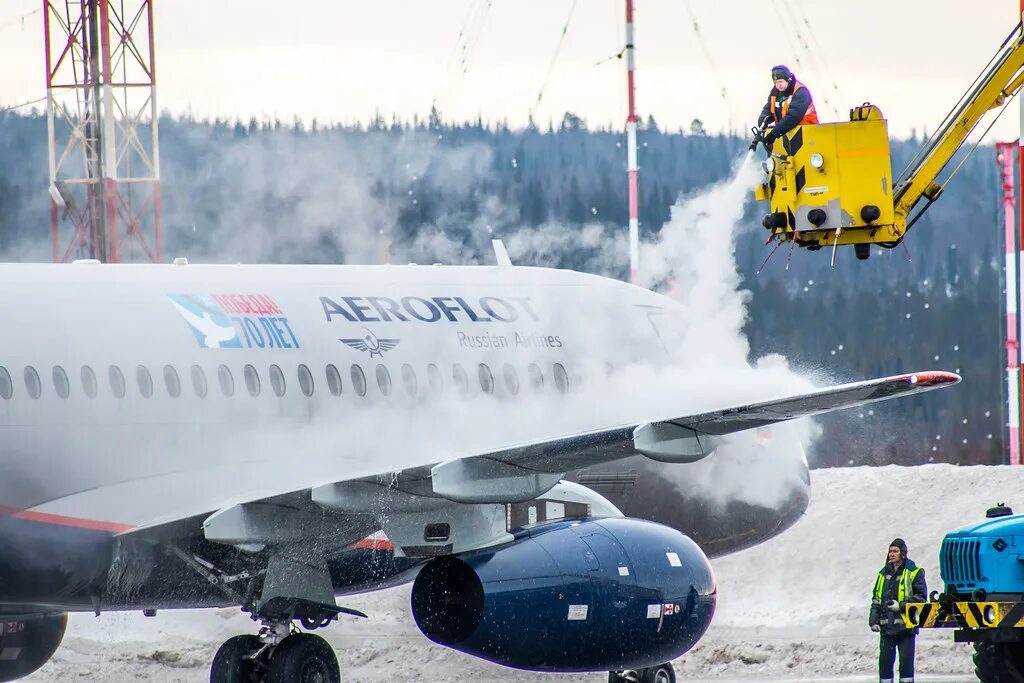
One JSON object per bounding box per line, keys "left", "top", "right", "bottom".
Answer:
{"left": 0, "top": 505, "right": 134, "bottom": 533}
{"left": 350, "top": 538, "right": 395, "bottom": 552}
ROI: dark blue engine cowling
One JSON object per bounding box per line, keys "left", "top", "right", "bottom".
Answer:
{"left": 410, "top": 517, "right": 716, "bottom": 672}
{"left": 0, "top": 613, "right": 67, "bottom": 682}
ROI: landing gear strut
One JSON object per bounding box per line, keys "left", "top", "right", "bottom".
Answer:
{"left": 609, "top": 662, "right": 676, "bottom": 683}
{"left": 210, "top": 615, "right": 342, "bottom": 683}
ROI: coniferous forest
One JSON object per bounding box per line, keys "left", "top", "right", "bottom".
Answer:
{"left": 0, "top": 110, "right": 1007, "bottom": 468}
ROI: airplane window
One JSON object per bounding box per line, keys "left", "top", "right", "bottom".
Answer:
{"left": 401, "top": 364, "right": 417, "bottom": 397}
{"left": 217, "top": 364, "right": 234, "bottom": 397}
{"left": 109, "top": 365, "right": 126, "bottom": 399}
{"left": 164, "top": 365, "right": 181, "bottom": 398}
{"left": 325, "top": 364, "right": 342, "bottom": 396}
{"left": 24, "top": 366, "right": 42, "bottom": 399}
{"left": 297, "top": 364, "right": 314, "bottom": 397}
{"left": 52, "top": 366, "right": 70, "bottom": 399}
{"left": 553, "top": 363, "right": 569, "bottom": 394}
{"left": 427, "top": 363, "right": 442, "bottom": 395}
{"left": 453, "top": 364, "right": 469, "bottom": 395}
{"left": 191, "top": 365, "right": 208, "bottom": 398}
{"left": 503, "top": 364, "right": 519, "bottom": 395}
{"left": 25, "top": 366, "right": 41, "bottom": 399}
{"left": 478, "top": 363, "right": 494, "bottom": 394}
{"left": 376, "top": 364, "right": 392, "bottom": 396}
{"left": 0, "top": 366, "right": 12, "bottom": 400}
{"left": 81, "top": 366, "right": 97, "bottom": 399}
{"left": 137, "top": 365, "right": 153, "bottom": 398}
{"left": 350, "top": 364, "right": 367, "bottom": 397}
{"left": 244, "top": 364, "right": 261, "bottom": 397}
{"left": 528, "top": 363, "right": 544, "bottom": 390}
{"left": 269, "top": 364, "right": 286, "bottom": 397}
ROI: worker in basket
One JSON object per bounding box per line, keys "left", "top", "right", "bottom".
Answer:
{"left": 754, "top": 64, "right": 818, "bottom": 150}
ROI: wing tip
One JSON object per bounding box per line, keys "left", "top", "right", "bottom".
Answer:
{"left": 900, "top": 371, "right": 962, "bottom": 387}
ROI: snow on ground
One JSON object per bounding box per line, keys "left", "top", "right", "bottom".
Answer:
{"left": 28, "top": 464, "right": 1022, "bottom": 681}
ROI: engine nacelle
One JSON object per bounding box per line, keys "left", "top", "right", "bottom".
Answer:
{"left": 411, "top": 517, "right": 715, "bottom": 672}
{"left": 0, "top": 613, "right": 66, "bottom": 682}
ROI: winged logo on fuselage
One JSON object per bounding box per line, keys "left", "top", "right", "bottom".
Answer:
{"left": 339, "top": 330, "right": 400, "bottom": 358}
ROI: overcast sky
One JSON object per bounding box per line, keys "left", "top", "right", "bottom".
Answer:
{"left": 0, "top": 1, "right": 1019, "bottom": 138}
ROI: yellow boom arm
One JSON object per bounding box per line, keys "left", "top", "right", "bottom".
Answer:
{"left": 752, "top": 22, "right": 1024, "bottom": 260}
{"left": 894, "top": 25, "right": 1024, "bottom": 225}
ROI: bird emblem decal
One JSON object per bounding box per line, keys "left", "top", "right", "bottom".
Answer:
{"left": 167, "top": 295, "right": 242, "bottom": 349}
{"left": 339, "top": 329, "right": 400, "bottom": 358}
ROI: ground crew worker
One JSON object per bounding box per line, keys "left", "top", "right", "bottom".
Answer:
{"left": 869, "top": 538, "right": 927, "bottom": 683}
{"left": 756, "top": 65, "right": 818, "bottom": 148}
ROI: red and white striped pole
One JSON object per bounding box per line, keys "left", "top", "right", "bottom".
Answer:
{"left": 1016, "top": 0, "right": 1024, "bottom": 464}
{"left": 998, "top": 142, "right": 1021, "bottom": 466}
{"left": 625, "top": 0, "right": 639, "bottom": 284}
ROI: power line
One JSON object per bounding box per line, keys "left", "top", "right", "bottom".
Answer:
{"left": 0, "top": 7, "right": 39, "bottom": 34}
{"left": 775, "top": 0, "right": 836, "bottom": 116}
{"left": 457, "top": 0, "right": 494, "bottom": 76}
{"left": 529, "top": 0, "right": 579, "bottom": 119}
{"left": 430, "top": 0, "right": 494, "bottom": 113}
{"left": 768, "top": 0, "right": 809, "bottom": 77}
{"left": 785, "top": 0, "right": 848, "bottom": 109}
{"left": 680, "top": 0, "right": 732, "bottom": 112}
{"left": 1, "top": 96, "right": 46, "bottom": 114}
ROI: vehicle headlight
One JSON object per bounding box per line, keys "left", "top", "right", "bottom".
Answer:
{"left": 809, "top": 152, "right": 825, "bottom": 170}
{"left": 764, "top": 156, "right": 776, "bottom": 173}
{"left": 984, "top": 605, "right": 997, "bottom": 625}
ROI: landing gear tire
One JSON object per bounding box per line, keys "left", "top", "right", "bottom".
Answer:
{"left": 609, "top": 663, "right": 675, "bottom": 683}
{"left": 210, "top": 634, "right": 261, "bottom": 683}
{"left": 642, "top": 663, "right": 676, "bottom": 683}
{"left": 974, "top": 641, "right": 1024, "bottom": 683}
{"left": 267, "top": 633, "right": 340, "bottom": 683}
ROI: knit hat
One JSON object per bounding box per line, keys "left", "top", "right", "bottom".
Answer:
{"left": 771, "top": 65, "right": 794, "bottom": 82}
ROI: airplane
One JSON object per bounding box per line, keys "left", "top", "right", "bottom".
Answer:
{"left": 0, "top": 260, "right": 958, "bottom": 683}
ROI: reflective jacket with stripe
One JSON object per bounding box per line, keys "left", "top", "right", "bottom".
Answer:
{"left": 758, "top": 82, "right": 819, "bottom": 138}
{"left": 869, "top": 559, "right": 927, "bottom": 634}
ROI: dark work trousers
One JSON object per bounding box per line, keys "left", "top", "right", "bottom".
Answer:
{"left": 878, "top": 631, "right": 916, "bottom": 682}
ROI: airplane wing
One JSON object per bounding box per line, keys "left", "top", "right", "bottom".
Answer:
{"left": 109, "top": 370, "right": 957, "bottom": 548}
{"left": 415, "top": 370, "right": 960, "bottom": 503}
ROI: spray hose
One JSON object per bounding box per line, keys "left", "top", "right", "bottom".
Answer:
{"left": 749, "top": 124, "right": 771, "bottom": 153}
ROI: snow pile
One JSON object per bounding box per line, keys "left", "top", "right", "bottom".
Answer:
{"left": 30, "top": 464, "right": 1019, "bottom": 681}
{"left": 712, "top": 464, "right": 1023, "bottom": 631}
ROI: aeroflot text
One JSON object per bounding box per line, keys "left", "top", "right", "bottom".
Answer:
{"left": 320, "top": 295, "right": 539, "bottom": 324}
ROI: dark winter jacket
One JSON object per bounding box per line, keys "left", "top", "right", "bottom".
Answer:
{"left": 869, "top": 559, "right": 927, "bottom": 635}
{"left": 757, "top": 81, "right": 817, "bottom": 138}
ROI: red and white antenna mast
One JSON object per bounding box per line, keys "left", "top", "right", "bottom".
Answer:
{"left": 624, "top": 0, "right": 639, "bottom": 284}
{"left": 997, "top": 142, "right": 1021, "bottom": 465}
{"left": 44, "top": 0, "right": 162, "bottom": 263}
{"left": 1016, "top": 0, "right": 1024, "bottom": 463}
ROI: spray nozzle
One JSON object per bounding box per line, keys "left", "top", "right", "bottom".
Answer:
{"left": 749, "top": 124, "right": 770, "bottom": 153}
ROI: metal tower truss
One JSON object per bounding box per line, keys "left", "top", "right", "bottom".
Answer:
{"left": 44, "top": 0, "right": 162, "bottom": 263}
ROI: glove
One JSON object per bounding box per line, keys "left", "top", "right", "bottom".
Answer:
{"left": 887, "top": 600, "right": 901, "bottom": 613}
{"left": 763, "top": 131, "right": 778, "bottom": 147}
{"left": 870, "top": 624, "right": 880, "bottom": 632}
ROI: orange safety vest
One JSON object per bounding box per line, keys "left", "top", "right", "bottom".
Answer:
{"left": 769, "top": 83, "right": 819, "bottom": 126}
